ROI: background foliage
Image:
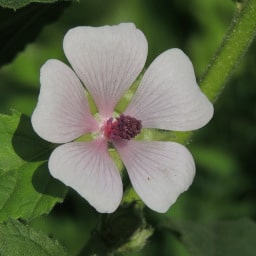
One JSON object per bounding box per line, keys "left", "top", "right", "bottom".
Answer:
{"left": 0, "top": 0, "right": 255, "bottom": 255}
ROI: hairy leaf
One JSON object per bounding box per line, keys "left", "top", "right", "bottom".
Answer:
{"left": 0, "top": 112, "right": 67, "bottom": 222}
{"left": 0, "top": 219, "right": 67, "bottom": 255}
{"left": 0, "top": 1, "right": 70, "bottom": 67}
{"left": 0, "top": 0, "right": 71, "bottom": 10}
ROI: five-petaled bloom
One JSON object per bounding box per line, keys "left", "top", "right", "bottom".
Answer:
{"left": 32, "top": 23, "right": 213, "bottom": 213}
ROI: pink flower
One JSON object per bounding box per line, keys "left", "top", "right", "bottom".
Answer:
{"left": 32, "top": 23, "right": 213, "bottom": 213}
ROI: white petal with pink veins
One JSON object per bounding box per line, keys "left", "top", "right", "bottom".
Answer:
{"left": 49, "top": 139, "right": 123, "bottom": 213}
{"left": 32, "top": 59, "right": 98, "bottom": 144}
{"left": 125, "top": 49, "right": 213, "bottom": 131}
{"left": 63, "top": 23, "right": 148, "bottom": 118}
{"left": 115, "top": 140, "right": 195, "bottom": 213}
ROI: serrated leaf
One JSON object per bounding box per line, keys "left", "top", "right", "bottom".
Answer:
{"left": 162, "top": 218, "right": 256, "bottom": 256}
{"left": 0, "top": 219, "right": 67, "bottom": 255}
{"left": 0, "top": 112, "right": 48, "bottom": 170}
{"left": 0, "top": 112, "right": 67, "bottom": 222}
{"left": 0, "top": 1, "right": 70, "bottom": 67}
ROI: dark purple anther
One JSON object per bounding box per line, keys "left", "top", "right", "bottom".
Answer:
{"left": 104, "top": 114, "right": 142, "bottom": 141}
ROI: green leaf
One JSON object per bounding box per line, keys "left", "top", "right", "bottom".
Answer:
{"left": 0, "top": 112, "right": 49, "bottom": 170}
{"left": 0, "top": 219, "right": 67, "bottom": 255}
{"left": 0, "top": 112, "right": 67, "bottom": 222}
{"left": 162, "top": 218, "right": 256, "bottom": 256}
{"left": 0, "top": 1, "right": 71, "bottom": 67}
{"left": 0, "top": 0, "right": 70, "bottom": 10}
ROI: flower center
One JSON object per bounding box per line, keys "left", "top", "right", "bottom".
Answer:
{"left": 103, "top": 114, "right": 142, "bottom": 141}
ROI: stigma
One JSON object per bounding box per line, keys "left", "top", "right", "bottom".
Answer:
{"left": 103, "top": 114, "right": 142, "bottom": 141}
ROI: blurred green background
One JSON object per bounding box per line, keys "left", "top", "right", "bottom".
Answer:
{"left": 0, "top": 0, "right": 255, "bottom": 255}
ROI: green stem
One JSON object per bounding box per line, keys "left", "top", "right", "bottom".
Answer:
{"left": 169, "top": 0, "right": 256, "bottom": 146}
{"left": 200, "top": 0, "right": 256, "bottom": 103}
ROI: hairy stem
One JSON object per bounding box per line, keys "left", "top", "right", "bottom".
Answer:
{"left": 200, "top": 0, "right": 256, "bottom": 102}
{"left": 171, "top": 0, "right": 256, "bottom": 146}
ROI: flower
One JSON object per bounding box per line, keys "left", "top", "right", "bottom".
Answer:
{"left": 32, "top": 23, "right": 213, "bottom": 213}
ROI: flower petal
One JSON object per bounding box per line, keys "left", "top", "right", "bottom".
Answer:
{"left": 63, "top": 23, "right": 148, "bottom": 118}
{"left": 32, "top": 59, "right": 98, "bottom": 143}
{"left": 49, "top": 139, "right": 123, "bottom": 213}
{"left": 125, "top": 49, "right": 213, "bottom": 131}
{"left": 115, "top": 140, "right": 195, "bottom": 213}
